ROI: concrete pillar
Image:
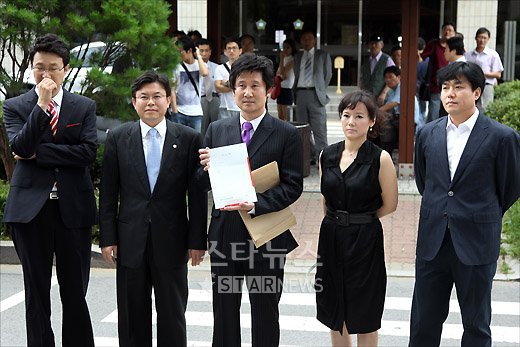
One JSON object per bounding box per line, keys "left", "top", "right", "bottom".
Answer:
{"left": 456, "top": 0, "right": 498, "bottom": 51}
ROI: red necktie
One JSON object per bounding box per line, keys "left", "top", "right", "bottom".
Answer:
{"left": 48, "top": 101, "right": 58, "bottom": 137}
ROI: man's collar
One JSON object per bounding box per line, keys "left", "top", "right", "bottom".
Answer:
{"left": 140, "top": 117, "right": 167, "bottom": 138}
{"left": 370, "top": 50, "right": 383, "bottom": 61}
{"left": 446, "top": 108, "right": 479, "bottom": 130}
{"left": 240, "top": 110, "right": 266, "bottom": 130}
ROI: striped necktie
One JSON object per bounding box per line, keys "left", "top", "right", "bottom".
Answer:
{"left": 48, "top": 101, "right": 58, "bottom": 137}
{"left": 303, "top": 53, "right": 313, "bottom": 86}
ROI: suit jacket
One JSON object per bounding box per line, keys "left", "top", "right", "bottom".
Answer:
{"left": 99, "top": 120, "right": 207, "bottom": 269}
{"left": 3, "top": 87, "right": 97, "bottom": 228}
{"left": 200, "top": 114, "right": 303, "bottom": 259}
{"left": 414, "top": 113, "right": 520, "bottom": 265}
{"left": 293, "top": 49, "right": 332, "bottom": 106}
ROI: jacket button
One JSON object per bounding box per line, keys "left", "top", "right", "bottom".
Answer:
{"left": 448, "top": 191, "right": 454, "bottom": 197}
{"left": 443, "top": 212, "right": 448, "bottom": 217}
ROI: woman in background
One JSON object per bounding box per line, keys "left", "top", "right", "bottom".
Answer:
{"left": 276, "top": 39, "right": 296, "bottom": 121}
{"left": 316, "top": 90, "right": 398, "bottom": 346}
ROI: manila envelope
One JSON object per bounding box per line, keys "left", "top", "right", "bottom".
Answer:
{"left": 239, "top": 161, "right": 297, "bottom": 248}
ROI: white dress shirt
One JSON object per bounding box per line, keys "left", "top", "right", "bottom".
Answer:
{"left": 446, "top": 109, "right": 479, "bottom": 180}
{"left": 140, "top": 118, "right": 167, "bottom": 163}
{"left": 239, "top": 111, "right": 265, "bottom": 140}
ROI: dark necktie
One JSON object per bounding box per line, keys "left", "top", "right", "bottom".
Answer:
{"left": 242, "top": 121, "right": 253, "bottom": 146}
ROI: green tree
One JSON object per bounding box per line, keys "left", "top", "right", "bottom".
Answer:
{"left": 0, "top": 0, "right": 180, "bottom": 179}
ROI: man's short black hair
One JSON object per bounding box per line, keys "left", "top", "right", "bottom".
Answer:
{"left": 391, "top": 45, "right": 401, "bottom": 54}
{"left": 384, "top": 66, "right": 401, "bottom": 77}
{"left": 437, "top": 61, "right": 485, "bottom": 96}
{"left": 229, "top": 53, "right": 274, "bottom": 91}
{"left": 196, "top": 38, "right": 211, "bottom": 47}
{"left": 187, "top": 30, "right": 202, "bottom": 40}
{"left": 239, "top": 34, "right": 256, "bottom": 44}
{"left": 224, "top": 37, "right": 241, "bottom": 49}
{"left": 442, "top": 21, "right": 456, "bottom": 31}
{"left": 29, "top": 33, "right": 70, "bottom": 66}
{"left": 301, "top": 29, "right": 317, "bottom": 38}
{"left": 176, "top": 35, "right": 195, "bottom": 53}
{"left": 131, "top": 71, "right": 172, "bottom": 98}
{"left": 446, "top": 36, "right": 465, "bottom": 55}
{"left": 476, "top": 27, "right": 491, "bottom": 38}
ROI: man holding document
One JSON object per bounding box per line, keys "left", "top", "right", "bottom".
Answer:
{"left": 199, "top": 53, "right": 304, "bottom": 347}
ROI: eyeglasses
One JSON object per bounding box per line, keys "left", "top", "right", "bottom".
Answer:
{"left": 226, "top": 46, "right": 239, "bottom": 51}
{"left": 32, "top": 66, "right": 65, "bottom": 74}
{"left": 136, "top": 95, "right": 166, "bottom": 102}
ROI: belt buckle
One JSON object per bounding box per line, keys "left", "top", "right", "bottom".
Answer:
{"left": 335, "top": 210, "right": 349, "bottom": 226}
{"left": 49, "top": 191, "right": 59, "bottom": 200}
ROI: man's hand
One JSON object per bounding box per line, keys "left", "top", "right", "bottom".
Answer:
{"left": 220, "top": 202, "right": 255, "bottom": 212}
{"left": 101, "top": 245, "right": 118, "bottom": 266}
{"left": 13, "top": 152, "right": 36, "bottom": 160}
{"left": 199, "top": 147, "right": 210, "bottom": 171}
{"left": 36, "top": 77, "right": 58, "bottom": 110}
{"left": 188, "top": 249, "right": 206, "bottom": 266}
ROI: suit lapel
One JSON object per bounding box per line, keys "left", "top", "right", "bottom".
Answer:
{"left": 247, "top": 114, "right": 275, "bottom": 159}
{"left": 54, "top": 89, "right": 75, "bottom": 141}
{"left": 225, "top": 116, "right": 242, "bottom": 145}
{"left": 156, "top": 121, "right": 181, "bottom": 186}
{"left": 450, "top": 114, "right": 489, "bottom": 187}
{"left": 128, "top": 122, "right": 150, "bottom": 193}
{"left": 434, "top": 119, "right": 451, "bottom": 184}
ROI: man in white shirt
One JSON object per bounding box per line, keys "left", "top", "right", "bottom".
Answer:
{"left": 171, "top": 36, "right": 208, "bottom": 132}
{"left": 196, "top": 38, "right": 221, "bottom": 136}
{"left": 464, "top": 27, "right": 504, "bottom": 109}
{"left": 214, "top": 37, "right": 242, "bottom": 119}
{"left": 410, "top": 61, "right": 520, "bottom": 347}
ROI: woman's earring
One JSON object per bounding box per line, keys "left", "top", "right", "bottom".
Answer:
{"left": 369, "top": 126, "right": 373, "bottom": 132}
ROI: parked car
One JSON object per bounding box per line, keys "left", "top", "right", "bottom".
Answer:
{"left": 23, "top": 41, "right": 127, "bottom": 93}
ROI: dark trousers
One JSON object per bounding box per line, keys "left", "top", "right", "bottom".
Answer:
{"left": 116, "top": 233, "right": 188, "bottom": 347}
{"left": 10, "top": 199, "right": 93, "bottom": 347}
{"left": 210, "top": 256, "right": 286, "bottom": 347}
{"left": 409, "top": 231, "right": 497, "bottom": 347}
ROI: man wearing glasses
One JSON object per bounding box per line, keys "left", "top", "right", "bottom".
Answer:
{"left": 2, "top": 33, "right": 98, "bottom": 346}
{"left": 215, "top": 37, "right": 242, "bottom": 119}
{"left": 99, "top": 71, "right": 207, "bottom": 346}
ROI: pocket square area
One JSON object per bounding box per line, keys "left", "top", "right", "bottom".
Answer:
{"left": 65, "top": 122, "right": 81, "bottom": 128}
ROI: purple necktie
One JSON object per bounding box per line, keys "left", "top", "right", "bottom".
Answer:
{"left": 241, "top": 121, "right": 253, "bottom": 146}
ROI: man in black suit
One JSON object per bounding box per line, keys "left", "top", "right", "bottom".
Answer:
{"left": 199, "top": 53, "right": 303, "bottom": 347}
{"left": 99, "top": 71, "right": 207, "bottom": 347}
{"left": 2, "top": 34, "right": 97, "bottom": 346}
{"left": 409, "top": 61, "right": 520, "bottom": 346}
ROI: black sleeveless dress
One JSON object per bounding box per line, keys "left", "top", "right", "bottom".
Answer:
{"left": 315, "top": 140, "right": 387, "bottom": 334}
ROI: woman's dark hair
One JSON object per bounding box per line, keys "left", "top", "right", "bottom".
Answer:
{"left": 29, "top": 33, "right": 70, "bottom": 66}
{"left": 131, "top": 71, "right": 171, "bottom": 98}
{"left": 283, "top": 39, "right": 297, "bottom": 56}
{"left": 338, "top": 90, "right": 386, "bottom": 138}
{"left": 229, "top": 53, "right": 274, "bottom": 91}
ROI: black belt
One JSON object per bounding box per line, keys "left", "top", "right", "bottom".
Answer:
{"left": 485, "top": 83, "right": 493, "bottom": 86}
{"left": 326, "top": 207, "right": 376, "bottom": 227}
{"left": 201, "top": 92, "right": 220, "bottom": 97}
{"left": 297, "top": 87, "right": 315, "bottom": 90}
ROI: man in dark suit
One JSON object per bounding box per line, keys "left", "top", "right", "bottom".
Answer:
{"left": 292, "top": 29, "right": 332, "bottom": 165}
{"left": 199, "top": 53, "right": 303, "bottom": 347}
{"left": 99, "top": 71, "right": 207, "bottom": 346}
{"left": 2, "top": 34, "right": 97, "bottom": 346}
{"left": 409, "top": 61, "right": 520, "bottom": 347}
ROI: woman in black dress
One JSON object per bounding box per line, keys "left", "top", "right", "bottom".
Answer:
{"left": 315, "top": 90, "right": 398, "bottom": 346}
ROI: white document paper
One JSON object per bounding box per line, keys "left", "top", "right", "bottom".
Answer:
{"left": 208, "top": 143, "right": 257, "bottom": 209}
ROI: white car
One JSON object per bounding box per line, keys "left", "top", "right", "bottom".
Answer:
{"left": 24, "top": 41, "right": 124, "bottom": 93}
